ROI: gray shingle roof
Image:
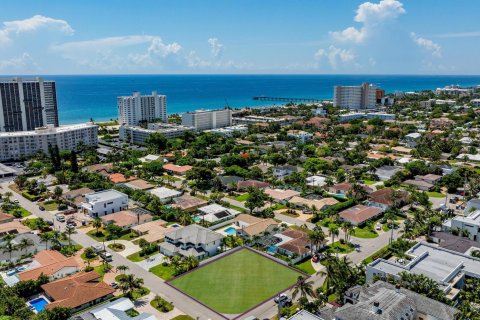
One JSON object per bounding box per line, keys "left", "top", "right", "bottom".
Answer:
{"left": 164, "top": 224, "right": 224, "bottom": 245}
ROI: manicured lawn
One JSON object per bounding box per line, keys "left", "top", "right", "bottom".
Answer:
{"left": 326, "top": 241, "right": 354, "bottom": 254}
{"left": 228, "top": 204, "right": 247, "bottom": 213}
{"left": 127, "top": 250, "right": 158, "bottom": 262}
{"left": 108, "top": 243, "right": 125, "bottom": 252}
{"left": 93, "top": 264, "right": 111, "bottom": 281}
{"left": 427, "top": 191, "right": 445, "bottom": 198}
{"left": 234, "top": 194, "right": 249, "bottom": 202}
{"left": 41, "top": 201, "right": 59, "bottom": 211}
{"left": 5, "top": 206, "right": 31, "bottom": 217}
{"left": 150, "top": 263, "right": 176, "bottom": 280}
{"left": 87, "top": 228, "right": 137, "bottom": 242}
{"left": 171, "top": 316, "right": 194, "bottom": 320}
{"left": 327, "top": 293, "right": 337, "bottom": 303}
{"left": 363, "top": 180, "right": 376, "bottom": 185}
{"left": 382, "top": 222, "right": 400, "bottom": 232}
{"left": 293, "top": 258, "right": 316, "bottom": 275}
{"left": 271, "top": 204, "right": 287, "bottom": 210}
{"left": 353, "top": 226, "right": 379, "bottom": 239}
{"left": 130, "top": 287, "right": 150, "bottom": 300}
{"left": 169, "top": 248, "right": 303, "bottom": 314}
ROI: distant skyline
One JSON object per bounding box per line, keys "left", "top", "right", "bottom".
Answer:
{"left": 1, "top": 0, "right": 480, "bottom": 75}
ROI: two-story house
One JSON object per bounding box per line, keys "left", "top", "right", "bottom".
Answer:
{"left": 159, "top": 225, "right": 224, "bottom": 259}
{"left": 81, "top": 190, "right": 129, "bottom": 217}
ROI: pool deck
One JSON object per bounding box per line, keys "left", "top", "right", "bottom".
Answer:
{"left": 28, "top": 294, "right": 50, "bottom": 313}
{"left": 214, "top": 223, "right": 239, "bottom": 237}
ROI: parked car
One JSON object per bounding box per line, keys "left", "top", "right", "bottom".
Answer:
{"left": 110, "top": 282, "right": 118, "bottom": 289}
{"left": 13, "top": 199, "right": 19, "bottom": 203}
{"left": 274, "top": 294, "right": 289, "bottom": 303}
{"left": 55, "top": 214, "right": 65, "bottom": 222}
{"left": 46, "top": 220, "right": 54, "bottom": 226}
{"left": 66, "top": 220, "right": 77, "bottom": 226}
{"left": 99, "top": 252, "right": 113, "bottom": 262}
{"left": 38, "top": 206, "right": 45, "bottom": 211}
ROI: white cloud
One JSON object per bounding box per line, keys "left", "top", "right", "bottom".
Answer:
{"left": 331, "top": 0, "right": 405, "bottom": 43}
{"left": 0, "top": 52, "right": 35, "bottom": 70}
{"left": 0, "top": 15, "right": 73, "bottom": 43}
{"left": 410, "top": 32, "right": 441, "bottom": 57}
{"left": 52, "top": 35, "right": 182, "bottom": 70}
{"left": 315, "top": 45, "right": 355, "bottom": 69}
{"left": 207, "top": 38, "right": 224, "bottom": 58}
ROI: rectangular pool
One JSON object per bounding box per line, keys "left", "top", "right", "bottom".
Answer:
{"left": 29, "top": 297, "right": 49, "bottom": 312}
{"left": 224, "top": 227, "right": 237, "bottom": 236}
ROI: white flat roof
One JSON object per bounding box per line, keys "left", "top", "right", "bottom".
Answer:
{"left": 149, "top": 187, "right": 182, "bottom": 199}
{"left": 86, "top": 189, "right": 127, "bottom": 203}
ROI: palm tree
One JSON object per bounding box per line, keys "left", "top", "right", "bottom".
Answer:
{"left": 1, "top": 235, "right": 17, "bottom": 260}
{"left": 39, "top": 232, "right": 52, "bottom": 250}
{"left": 308, "top": 227, "right": 325, "bottom": 254}
{"left": 117, "top": 265, "right": 129, "bottom": 274}
{"left": 182, "top": 255, "right": 199, "bottom": 271}
{"left": 18, "top": 237, "right": 34, "bottom": 256}
{"left": 292, "top": 276, "right": 316, "bottom": 301}
{"left": 118, "top": 274, "right": 144, "bottom": 299}
{"left": 64, "top": 226, "right": 77, "bottom": 246}
{"left": 341, "top": 221, "right": 354, "bottom": 243}
{"left": 328, "top": 225, "right": 339, "bottom": 244}
{"left": 92, "top": 218, "right": 102, "bottom": 236}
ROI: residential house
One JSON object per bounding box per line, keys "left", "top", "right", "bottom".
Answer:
{"left": 430, "top": 231, "right": 480, "bottom": 254}
{"left": 149, "top": 187, "right": 182, "bottom": 203}
{"left": 132, "top": 219, "right": 169, "bottom": 244}
{"left": 367, "top": 188, "right": 408, "bottom": 211}
{"left": 122, "top": 179, "right": 155, "bottom": 190}
{"left": 217, "top": 175, "right": 244, "bottom": 190}
{"left": 306, "top": 175, "right": 327, "bottom": 187}
{"left": 85, "top": 297, "right": 156, "bottom": 320}
{"left": 84, "top": 163, "right": 113, "bottom": 176}
{"left": 443, "top": 209, "right": 480, "bottom": 242}
{"left": 139, "top": 154, "right": 163, "bottom": 163}
{"left": 41, "top": 271, "right": 115, "bottom": 312}
{"left": 0, "top": 233, "right": 41, "bottom": 263}
{"left": 276, "top": 229, "right": 324, "bottom": 263}
{"left": 264, "top": 188, "right": 301, "bottom": 203}
{"left": 62, "top": 187, "right": 94, "bottom": 208}
{"left": 159, "top": 224, "right": 224, "bottom": 259}
{"left": 17, "top": 250, "right": 81, "bottom": 282}
{"left": 404, "top": 179, "right": 433, "bottom": 191}
{"left": 0, "top": 212, "right": 15, "bottom": 224}
{"left": 197, "top": 204, "right": 240, "bottom": 224}
{"left": 309, "top": 281, "right": 458, "bottom": 320}
{"left": 0, "top": 220, "right": 32, "bottom": 237}
{"left": 328, "top": 183, "right": 374, "bottom": 197}
{"left": 375, "top": 165, "right": 402, "bottom": 181}
{"left": 163, "top": 163, "right": 192, "bottom": 175}
{"left": 415, "top": 174, "right": 442, "bottom": 185}
{"left": 237, "top": 180, "right": 270, "bottom": 190}
{"left": 338, "top": 205, "right": 383, "bottom": 226}
{"left": 272, "top": 165, "right": 300, "bottom": 178}
{"left": 287, "top": 130, "right": 313, "bottom": 142}
{"left": 288, "top": 196, "right": 338, "bottom": 211}
{"left": 235, "top": 214, "right": 278, "bottom": 240}
{"left": 367, "top": 242, "right": 480, "bottom": 301}
{"left": 109, "top": 173, "right": 136, "bottom": 184}
{"left": 101, "top": 210, "right": 153, "bottom": 230}
{"left": 171, "top": 194, "right": 208, "bottom": 211}
{"left": 81, "top": 190, "right": 129, "bottom": 218}
{"left": 404, "top": 132, "right": 421, "bottom": 148}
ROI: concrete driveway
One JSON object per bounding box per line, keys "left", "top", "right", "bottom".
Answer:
{"left": 136, "top": 253, "right": 166, "bottom": 271}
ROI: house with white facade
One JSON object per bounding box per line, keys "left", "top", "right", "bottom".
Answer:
{"left": 149, "top": 187, "right": 182, "bottom": 203}
{"left": 159, "top": 225, "right": 224, "bottom": 259}
{"left": 81, "top": 190, "right": 129, "bottom": 217}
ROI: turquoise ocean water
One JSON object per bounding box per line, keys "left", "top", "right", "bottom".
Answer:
{"left": 29, "top": 74, "right": 480, "bottom": 124}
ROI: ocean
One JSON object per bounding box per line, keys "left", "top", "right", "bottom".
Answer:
{"left": 44, "top": 74, "right": 480, "bottom": 124}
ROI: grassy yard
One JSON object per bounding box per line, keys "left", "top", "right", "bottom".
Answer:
{"left": 228, "top": 204, "right": 247, "bottom": 213}
{"left": 293, "top": 258, "right": 316, "bottom": 275}
{"left": 363, "top": 180, "right": 377, "bottom": 185}
{"left": 234, "top": 194, "right": 249, "bottom": 202}
{"left": 169, "top": 248, "right": 303, "bottom": 314}
{"left": 427, "top": 191, "right": 445, "bottom": 198}
{"left": 149, "top": 263, "right": 176, "bottom": 280}
{"left": 382, "top": 222, "right": 400, "bottom": 232}
{"left": 5, "top": 206, "right": 31, "bottom": 217}
{"left": 93, "top": 264, "right": 112, "bottom": 281}
{"left": 41, "top": 201, "right": 59, "bottom": 211}
{"left": 353, "top": 226, "right": 378, "bottom": 239}
{"left": 87, "top": 228, "right": 137, "bottom": 242}
{"left": 171, "top": 316, "right": 194, "bottom": 320}
{"left": 127, "top": 250, "right": 158, "bottom": 262}
{"left": 130, "top": 287, "right": 150, "bottom": 300}
{"left": 326, "top": 241, "right": 354, "bottom": 254}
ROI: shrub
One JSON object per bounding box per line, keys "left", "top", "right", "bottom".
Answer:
{"left": 21, "top": 191, "right": 39, "bottom": 201}
{"left": 150, "top": 295, "right": 174, "bottom": 313}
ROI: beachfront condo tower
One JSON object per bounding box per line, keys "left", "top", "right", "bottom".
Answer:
{"left": 333, "top": 82, "right": 378, "bottom": 110}
{"left": 117, "top": 91, "right": 167, "bottom": 126}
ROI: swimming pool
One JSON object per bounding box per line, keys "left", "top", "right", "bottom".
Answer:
{"left": 267, "top": 245, "right": 278, "bottom": 254}
{"left": 193, "top": 216, "right": 201, "bottom": 223}
{"left": 29, "top": 297, "right": 49, "bottom": 312}
{"left": 224, "top": 227, "right": 237, "bottom": 236}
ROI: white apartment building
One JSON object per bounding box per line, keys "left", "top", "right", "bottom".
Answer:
{"left": 338, "top": 112, "right": 395, "bottom": 122}
{"left": 0, "top": 77, "right": 59, "bottom": 132}
{"left": 118, "top": 91, "right": 167, "bottom": 126}
{"left": 435, "top": 85, "right": 473, "bottom": 96}
{"left": 119, "top": 123, "right": 194, "bottom": 145}
{"left": 443, "top": 209, "right": 480, "bottom": 242}
{"left": 287, "top": 130, "right": 313, "bottom": 142}
{"left": 207, "top": 125, "right": 248, "bottom": 137}
{"left": 0, "top": 123, "right": 98, "bottom": 161}
{"left": 81, "top": 190, "right": 129, "bottom": 218}
{"left": 333, "top": 82, "right": 378, "bottom": 110}
{"left": 181, "top": 108, "right": 232, "bottom": 131}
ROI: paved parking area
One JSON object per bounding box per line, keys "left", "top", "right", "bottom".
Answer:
{"left": 136, "top": 253, "right": 166, "bottom": 271}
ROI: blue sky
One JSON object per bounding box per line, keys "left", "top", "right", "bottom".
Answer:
{"left": 0, "top": 0, "right": 479, "bottom": 74}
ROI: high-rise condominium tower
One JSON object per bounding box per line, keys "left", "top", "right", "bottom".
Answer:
{"left": 333, "top": 82, "right": 378, "bottom": 110}
{"left": 117, "top": 91, "right": 167, "bottom": 126}
{"left": 0, "top": 77, "right": 59, "bottom": 132}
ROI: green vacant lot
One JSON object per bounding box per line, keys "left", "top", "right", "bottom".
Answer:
{"left": 169, "top": 248, "right": 303, "bottom": 314}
